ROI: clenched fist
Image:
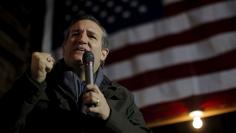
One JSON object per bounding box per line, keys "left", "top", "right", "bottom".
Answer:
{"left": 31, "top": 52, "right": 55, "bottom": 83}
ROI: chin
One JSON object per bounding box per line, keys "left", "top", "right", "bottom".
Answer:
{"left": 73, "top": 58, "right": 82, "bottom": 63}
{"left": 71, "top": 54, "right": 82, "bottom": 60}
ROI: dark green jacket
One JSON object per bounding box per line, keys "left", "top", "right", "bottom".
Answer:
{"left": 0, "top": 60, "right": 152, "bottom": 133}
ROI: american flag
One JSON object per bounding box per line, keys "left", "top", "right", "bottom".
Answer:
{"left": 42, "top": 0, "right": 236, "bottom": 127}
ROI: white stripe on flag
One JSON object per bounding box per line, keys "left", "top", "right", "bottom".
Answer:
{"left": 108, "top": 1, "right": 236, "bottom": 51}
{"left": 134, "top": 68, "right": 236, "bottom": 108}
{"left": 104, "top": 32, "right": 236, "bottom": 80}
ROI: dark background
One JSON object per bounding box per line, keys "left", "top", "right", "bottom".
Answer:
{"left": 0, "top": 1, "right": 236, "bottom": 132}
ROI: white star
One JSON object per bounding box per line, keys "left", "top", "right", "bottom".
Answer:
{"left": 100, "top": 11, "right": 107, "bottom": 18}
{"left": 131, "top": 0, "right": 138, "bottom": 7}
{"left": 85, "top": 1, "right": 92, "bottom": 7}
{"left": 139, "top": 5, "right": 147, "bottom": 13}
{"left": 92, "top": 6, "right": 100, "bottom": 12}
{"left": 72, "top": 5, "right": 79, "bottom": 12}
{"left": 78, "top": 10, "right": 85, "bottom": 15}
{"left": 115, "top": 6, "right": 122, "bottom": 13}
{"left": 108, "top": 16, "right": 115, "bottom": 23}
{"left": 107, "top": 1, "right": 114, "bottom": 8}
{"left": 122, "top": 11, "right": 131, "bottom": 18}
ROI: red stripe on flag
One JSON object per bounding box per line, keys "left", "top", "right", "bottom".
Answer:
{"left": 165, "top": 0, "right": 224, "bottom": 17}
{"left": 106, "top": 17, "right": 236, "bottom": 65}
{"left": 141, "top": 87, "right": 236, "bottom": 126}
{"left": 118, "top": 49, "right": 236, "bottom": 91}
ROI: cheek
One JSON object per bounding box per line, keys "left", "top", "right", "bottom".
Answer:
{"left": 63, "top": 45, "right": 69, "bottom": 55}
{"left": 92, "top": 51, "right": 101, "bottom": 63}
{"left": 63, "top": 43, "right": 74, "bottom": 58}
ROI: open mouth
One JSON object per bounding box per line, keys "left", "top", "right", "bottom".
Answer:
{"left": 74, "top": 46, "right": 86, "bottom": 52}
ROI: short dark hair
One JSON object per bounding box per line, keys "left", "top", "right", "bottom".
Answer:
{"left": 64, "top": 15, "right": 109, "bottom": 49}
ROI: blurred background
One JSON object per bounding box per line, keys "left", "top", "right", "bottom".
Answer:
{"left": 0, "top": 0, "right": 236, "bottom": 132}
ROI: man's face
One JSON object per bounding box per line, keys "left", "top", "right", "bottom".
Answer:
{"left": 63, "top": 20, "right": 108, "bottom": 71}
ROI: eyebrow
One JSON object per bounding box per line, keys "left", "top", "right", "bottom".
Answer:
{"left": 87, "top": 30, "right": 97, "bottom": 37}
{"left": 70, "top": 29, "right": 98, "bottom": 36}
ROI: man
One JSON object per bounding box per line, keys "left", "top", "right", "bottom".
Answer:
{"left": 0, "top": 15, "right": 152, "bottom": 133}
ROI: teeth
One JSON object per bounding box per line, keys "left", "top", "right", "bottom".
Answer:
{"left": 79, "top": 48, "right": 85, "bottom": 51}
{"left": 76, "top": 46, "right": 85, "bottom": 51}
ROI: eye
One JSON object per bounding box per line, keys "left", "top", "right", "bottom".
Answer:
{"left": 88, "top": 34, "right": 97, "bottom": 40}
{"left": 90, "top": 35, "right": 96, "bottom": 39}
{"left": 71, "top": 32, "right": 80, "bottom": 36}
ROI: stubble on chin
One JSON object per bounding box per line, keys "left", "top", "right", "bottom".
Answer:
{"left": 71, "top": 59, "right": 85, "bottom": 71}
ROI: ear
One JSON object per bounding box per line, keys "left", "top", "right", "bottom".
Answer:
{"left": 101, "top": 48, "right": 109, "bottom": 61}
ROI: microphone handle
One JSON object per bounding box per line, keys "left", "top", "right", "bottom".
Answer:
{"left": 85, "top": 61, "right": 94, "bottom": 85}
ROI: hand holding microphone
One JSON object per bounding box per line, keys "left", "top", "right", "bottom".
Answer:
{"left": 82, "top": 51, "right": 97, "bottom": 107}
{"left": 82, "top": 51, "right": 110, "bottom": 120}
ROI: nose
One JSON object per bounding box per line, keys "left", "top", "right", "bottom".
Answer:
{"left": 78, "top": 31, "right": 89, "bottom": 44}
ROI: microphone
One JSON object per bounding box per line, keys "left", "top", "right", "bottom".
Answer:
{"left": 83, "top": 51, "right": 94, "bottom": 85}
{"left": 82, "top": 51, "right": 97, "bottom": 108}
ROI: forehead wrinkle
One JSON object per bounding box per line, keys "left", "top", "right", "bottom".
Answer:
{"left": 80, "top": 20, "right": 102, "bottom": 33}
{"left": 70, "top": 27, "right": 99, "bottom": 36}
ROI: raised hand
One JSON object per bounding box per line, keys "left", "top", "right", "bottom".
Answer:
{"left": 31, "top": 52, "right": 55, "bottom": 83}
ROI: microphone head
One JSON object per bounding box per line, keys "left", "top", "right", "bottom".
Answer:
{"left": 83, "top": 51, "right": 94, "bottom": 63}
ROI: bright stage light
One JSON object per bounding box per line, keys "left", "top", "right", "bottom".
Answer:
{"left": 189, "top": 110, "right": 203, "bottom": 129}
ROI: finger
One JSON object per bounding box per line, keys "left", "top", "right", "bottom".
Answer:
{"left": 45, "top": 62, "right": 54, "bottom": 72}
{"left": 85, "top": 102, "right": 99, "bottom": 108}
{"left": 86, "top": 84, "right": 101, "bottom": 94}
{"left": 45, "top": 56, "right": 55, "bottom": 72}
{"left": 46, "top": 56, "right": 55, "bottom": 64}
{"left": 85, "top": 108, "right": 101, "bottom": 118}
{"left": 87, "top": 105, "right": 99, "bottom": 113}
{"left": 83, "top": 92, "right": 99, "bottom": 103}
{"left": 83, "top": 92, "right": 100, "bottom": 107}
{"left": 84, "top": 99, "right": 99, "bottom": 108}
